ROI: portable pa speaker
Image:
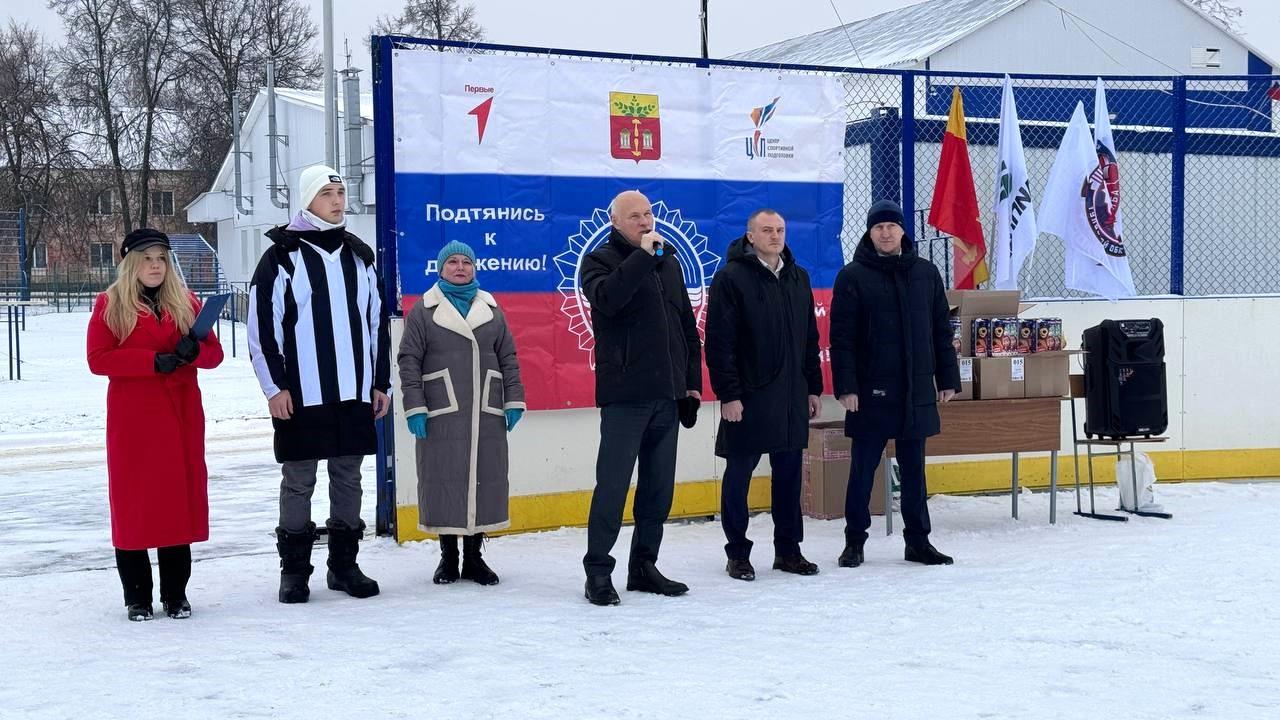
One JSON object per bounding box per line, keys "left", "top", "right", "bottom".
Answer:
{"left": 1082, "top": 319, "right": 1168, "bottom": 439}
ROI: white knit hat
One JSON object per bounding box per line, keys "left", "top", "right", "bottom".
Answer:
{"left": 297, "top": 164, "right": 345, "bottom": 211}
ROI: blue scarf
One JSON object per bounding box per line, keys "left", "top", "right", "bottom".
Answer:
{"left": 438, "top": 278, "right": 479, "bottom": 318}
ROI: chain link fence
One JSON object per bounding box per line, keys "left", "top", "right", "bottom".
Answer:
{"left": 840, "top": 70, "right": 1280, "bottom": 297}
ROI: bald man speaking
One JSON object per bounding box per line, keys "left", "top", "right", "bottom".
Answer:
{"left": 578, "top": 190, "right": 703, "bottom": 606}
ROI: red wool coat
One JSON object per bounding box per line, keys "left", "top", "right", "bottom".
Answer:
{"left": 87, "top": 293, "right": 224, "bottom": 550}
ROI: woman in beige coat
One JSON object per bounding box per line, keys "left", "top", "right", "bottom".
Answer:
{"left": 397, "top": 241, "right": 525, "bottom": 585}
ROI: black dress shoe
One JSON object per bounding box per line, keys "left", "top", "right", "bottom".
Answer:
{"left": 726, "top": 558, "right": 755, "bottom": 581}
{"left": 773, "top": 554, "right": 820, "bottom": 576}
{"left": 584, "top": 575, "right": 620, "bottom": 606}
{"left": 625, "top": 561, "right": 689, "bottom": 596}
{"left": 905, "top": 542, "right": 954, "bottom": 566}
{"left": 838, "top": 542, "right": 865, "bottom": 568}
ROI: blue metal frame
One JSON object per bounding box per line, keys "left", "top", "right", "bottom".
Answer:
{"left": 1170, "top": 77, "right": 1187, "bottom": 296}
{"left": 367, "top": 35, "right": 1280, "bottom": 530}
{"left": 372, "top": 34, "right": 400, "bottom": 538}
{"left": 901, "top": 72, "right": 917, "bottom": 238}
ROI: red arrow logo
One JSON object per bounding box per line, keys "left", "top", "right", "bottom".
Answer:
{"left": 468, "top": 97, "right": 494, "bottom": 144}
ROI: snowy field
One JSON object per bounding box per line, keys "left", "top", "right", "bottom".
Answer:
{"left": 1, "top": 310, "right": 1278, "bottom": 719}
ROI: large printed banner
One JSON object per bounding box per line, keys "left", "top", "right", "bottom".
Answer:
{"left": 392, "top": 51, "right": 846, "bottom": 409}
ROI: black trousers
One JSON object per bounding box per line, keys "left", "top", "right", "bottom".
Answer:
{"left": 845, "top": 436, "right": 932, "bottom": 545}
{"left": 720, "top": 449, "right": 804, "bottom": 560}
{"left": 115, "top": 545, "right": 191, "bottom": 606}
{"left": 583, "top": 399, "right": 678, "bottom": 576}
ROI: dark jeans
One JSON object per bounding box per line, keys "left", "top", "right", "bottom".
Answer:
{"left": 583, "top": 399, "right": 679, "bottom": 576}
{"left": 846, "top": 436, "right": 932, "bottom": 545}
{"left": 720, "top": 449, "right": 804, "bottom": 560}
{"left": 279, "top": 455, "right": 364, "bottom": 532}
{"left": 115, "top": 544, "right": 191, "bottom": 606}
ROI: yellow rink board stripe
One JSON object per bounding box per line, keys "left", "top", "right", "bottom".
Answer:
{"left": 395, "top": 447, "right": 1280, "bottom": 542}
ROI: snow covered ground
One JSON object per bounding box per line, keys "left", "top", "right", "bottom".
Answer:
{"left": 1, "top": 310, "right": 1278, "bottom": 719}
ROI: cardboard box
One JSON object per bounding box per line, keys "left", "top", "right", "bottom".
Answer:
{"left": 947, "top": 290, "right": 1030, "bottom": 357}
{"left": 801, "top": 421, "right": 885, "bottom": 519}
{"left": 1024, "top": 353, "right": 1070, "bottom": 397}
{"left": 955, "top": 357, "right": 974, "bottom": 400}
{"left": 974, "top": 356, "right": 1026, "bottom": 399}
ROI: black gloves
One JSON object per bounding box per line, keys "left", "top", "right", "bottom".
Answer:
{"left": 154, "top": 353, "right": 182, "bottom": 374}
{"left": 175, "top": 334, "right": 201, "bottom": 364}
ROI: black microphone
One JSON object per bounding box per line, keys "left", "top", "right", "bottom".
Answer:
{"left": 650, "top": 230, "right": 665, "bottom": 257}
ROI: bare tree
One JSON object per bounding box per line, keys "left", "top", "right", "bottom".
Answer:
{"left": 0, "top": 21, "right": 85, "bottom": 287}
{"left": 173, "top": 0, "right": 321, "bottom": 187}
{"left": 262, "top": 0, "right": 324, "bottom": 89}
{"left": 123, "top": 0, "right": 188, "bottom": 229}
{"left": 53, "top": 0, "right": 192, "bottom": 232}
{"left": 52, "top": 0, "right": 137, "bottom": 231}
{"left": 1188, "top": 1, "right": 1244, "bottom": 33}
{"left": 370, "top": 0, "right": 484, "bottom": 49}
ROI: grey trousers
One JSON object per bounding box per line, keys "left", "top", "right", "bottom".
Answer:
{"left": 279, "top": 455, "right": 364, "bottom": 532}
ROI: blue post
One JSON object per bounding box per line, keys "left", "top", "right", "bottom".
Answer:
{"left": 372, "top": 35, "right": 400, "bottom": 539}
{"left": 901, "top": 72, "right": 917, "bottom": 238}
{"left": 1170, "top": 77, "right": 1186, "bottom": 295}
{"left": 869, "top": 106, "right": 901, "bottom": 206}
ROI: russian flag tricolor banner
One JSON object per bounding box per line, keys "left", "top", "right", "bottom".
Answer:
{"left": 389, "top": 50, "right": 846, "bottom": 410}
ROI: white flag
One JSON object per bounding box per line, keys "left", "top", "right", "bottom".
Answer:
{"left": 1039, "top": 102, "right": 1137, "bottom": 300}
{"left": 1093, "top": 77, "right": 1125, "bottom": 241}
{"left": 991, "top": 75, "right": 1037, "bottom": 290}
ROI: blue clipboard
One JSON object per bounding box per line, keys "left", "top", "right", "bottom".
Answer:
{"left": 191, "top": 293, "right": 230, "bottom": 340}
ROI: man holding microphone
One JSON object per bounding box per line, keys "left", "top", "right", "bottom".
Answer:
{"left": 578, "top": 190, "right": 703, "bottom": 606}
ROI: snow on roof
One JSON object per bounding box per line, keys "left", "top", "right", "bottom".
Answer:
{"left": 729, "top": 0, "right": 1028, "bottom": 69}
{"left": 272, "top": 88, "right": 374, "bottom": 122}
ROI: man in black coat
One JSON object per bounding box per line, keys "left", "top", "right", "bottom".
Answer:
{"left": 578, "top": 190, "right": 703, "bottom": 606}
{"left": 705, "top": 209, "right": 823, "bottom": 581}
{"left": 830, "top": 200, "right": 961, "bottom": 568}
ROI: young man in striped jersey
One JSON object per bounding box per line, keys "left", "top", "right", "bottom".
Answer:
{"left": 247, "top": 164, "right": 391, "bottom": 604}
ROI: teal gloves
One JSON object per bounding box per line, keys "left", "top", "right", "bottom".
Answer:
{"left": 407, "top": 414, "right": 428, "bottom": 439}
{"left": 505, "top": 408, "right": 524, "bottom": 432}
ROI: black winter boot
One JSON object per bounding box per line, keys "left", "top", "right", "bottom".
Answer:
{"left": 157, "top": 544, "right": 192, "bottom": 617}
{"left": 838, "top": 539, "right": 866, "bottom": 568}
{"left": 275, "top": 523, "right": 316, "bottom": 604}
{"left": 434, "top": 535, "right": 460, "bottom": 584}
{"left": 115, "top": 548, "right": 153, "bottom": 610}
{"left": 460, "top": 534, "right": 499, "bottom": 586}
{"left": 325, "top": 520, "right": 380, "bottom": 598}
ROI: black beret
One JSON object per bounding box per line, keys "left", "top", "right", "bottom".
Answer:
{"left": 121, "top": 228, "right": 170, "bottom": 258}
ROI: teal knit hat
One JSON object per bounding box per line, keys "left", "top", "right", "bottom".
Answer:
{"left": 436, "top": 240, "right": 476, "bottom": 270}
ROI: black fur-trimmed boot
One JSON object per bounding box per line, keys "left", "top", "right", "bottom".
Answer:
{"left": 275, "top": 523, "right": 316, "bottom": 604}
{"left": 460, "top": 534, "right": 499, "bottom": 586}
{"left": 433, "top": 535, "right": 460, "bottom": 584}
{"left": 325, "top": 520, "right": 380, "bottom": 598}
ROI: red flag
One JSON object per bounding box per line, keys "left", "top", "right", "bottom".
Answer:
{"left": 928, "top": 87, "right": 989, "bottom": 288}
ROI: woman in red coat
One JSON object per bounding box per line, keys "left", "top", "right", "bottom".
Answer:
{"left": 86, "top": 228, "right": 224, "bottom": 621}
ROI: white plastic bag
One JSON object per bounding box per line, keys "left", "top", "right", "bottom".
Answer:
{"left": 1116, "top": 451, "right": 1163, "bottom": 512}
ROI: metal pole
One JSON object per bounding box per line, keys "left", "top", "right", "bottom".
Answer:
{"left": 323, "top": 0, "right": 336, "bottom": 168}
{"left": 900, "top": 72, "right": 916, "bottom": 238}
{"left": 699, "top": 0, "right": 709, "bottom": 59}
{"left": 1170, "top": 77, "right": 1187, "bottom": 295}
{"left": 1050, "top": 450, "right": 1058, "bottom": 524}
{"left": 17, "top": 208, "right": 29, "bottom": 301}
{"left": 1011, "top": 451, "right": 1019, "bottom": 519}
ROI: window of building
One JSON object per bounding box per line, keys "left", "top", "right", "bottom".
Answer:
{"left": 91, "top": 242, "right": 115, "bottom": 268}
{"left": 151, "top": 190, "right": 174, "bottom": 217}
{"left": 94, "top": 189, "right": 115, "bottom": 215}
{"left": 32, "top": 243, "right": 47, "bottom": 270}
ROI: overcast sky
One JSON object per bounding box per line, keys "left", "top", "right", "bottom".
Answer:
{"left": 8, "top": 0, "right": 1280, "bottom": 75}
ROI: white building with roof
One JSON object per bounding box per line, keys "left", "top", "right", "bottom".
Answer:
{"left": 732, "top": 0, "right": 1276, "bottom": 75}
{"left": 186, "top": 86, "right": 376, "bottom": 285}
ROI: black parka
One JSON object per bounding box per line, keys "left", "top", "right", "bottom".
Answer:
{"left": 705, "top": 236, "right": 822, "bottom": 458}
{"left": 829, "top": 231, "right": 961, "bottom": 440}
{"left": 580, "top": 228, "right": 703, "bottom": 407}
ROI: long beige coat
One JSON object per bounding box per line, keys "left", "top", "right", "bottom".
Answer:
{"left": 397, "top": 285, "right": 525, "bottom": 533}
